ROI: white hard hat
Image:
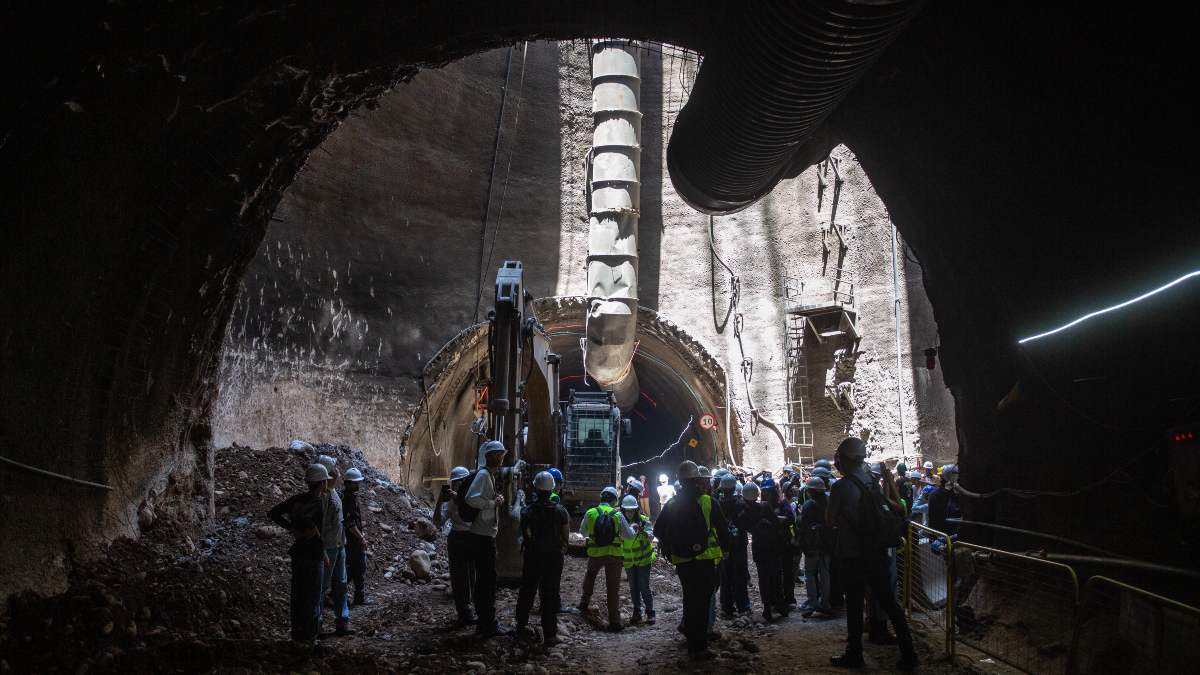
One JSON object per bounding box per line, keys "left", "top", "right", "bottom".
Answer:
{"left": 678, "top": 461, "right": 699, "bottom": 480}
{"left": 450, "top": 466, "right": 471, "bottom": 481}
{"left": 621, "top": 495, "right": 639, "bottom": 510}
{"left": 533, "top": 471, "right": 555, "bottom": 491}
{"left": 482, "top": 440, "right": 507, "bottom": 455}
{"left": 923, "top": 461, "right": 934, "bottom": 470}
{"left": 742, "top": 482, "right": 760, "bottom": 502}
{"left": 305, "top": 463, "right": 331, "bottom": 483}
{"left": 317, "top": 455, "right": 337, "bottom": 471}
{"left": 805, "top": 476, "right": 826, "bottom": 490}
{"left": 626, "top": 475, "right": 636, "bottom": 485}
{"left": 601, "top": 485, "right": 619, "bottom": 500}
{"left": 344, "top": 467, "right": 364, "bottom": 482}
{"left": 659, "top": 473, "right": 669, "bottom": 484}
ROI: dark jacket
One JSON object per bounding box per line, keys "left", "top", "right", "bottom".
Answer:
{"left": 798, "top": 496, "right": 831, "bottom": 554}
{"left": 268, "top": 491, "right": 326, "bottom": 561}
{"left": 927, "top": 485, "right": 961, "bottom": 535}
{"left": 827, "top": 463, "right": 872, "bottom": 560}
{"left": 717, "top": 493, "right": 748, "bottom": 551}
{"left": 655, "top": 485, "right": 731, "bottom": 560}
{"left": 737, "top": 501, "right": 787, "bottom": 560}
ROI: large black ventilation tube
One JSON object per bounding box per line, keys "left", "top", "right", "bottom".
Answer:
{"left": 668, "top": 0, "right": 923, "bottom": 214}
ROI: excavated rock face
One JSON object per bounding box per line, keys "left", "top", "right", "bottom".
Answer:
{"left": 2, "top": 2, "right": 1198, "bottom": 595}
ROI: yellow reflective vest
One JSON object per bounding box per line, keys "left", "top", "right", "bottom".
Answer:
{"left": 585, "top": 504, "right": 623, "bottom": 557}
{"left": 670, "top": 494, "right": 724, "bottom": 566}
{"left": 622, "top": 514, "right": 656, "bottom": 569}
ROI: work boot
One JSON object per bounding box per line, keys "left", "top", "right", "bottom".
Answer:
{"left": 543, "top": 635, "right": 560, "bottom": 648}
{"left": 830, "top": 653, "right": 865, "bottom": 669}
{"left": 607, "top": 622, "right": 624, "bottom": 633}
{"left": 515, "top": 625, "right": 537, "bottom": 641}
{"left": 761, "top": 609, "right": 773, "bottom": 623}
{"left": 646, "top": 611, "right": 657, "bottom": 625}
{"left": 456, "top": 612, "right": 478, "bottom": 627}
{"left": 476, "top": 623, "right": 511, "bottom": 640}
{"left": 629, "top": 612, "right": 643, "bottom": 626}
{"left": 353, "top": 595, "right": 375, "bottom": 607}
{"left": 334, "top": 623, "right": 356, "bottom": 637}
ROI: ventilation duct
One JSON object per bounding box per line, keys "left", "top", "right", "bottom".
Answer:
{"left": 667, "top": 0, "right": 923, "bottom": 214}
{"left": 584, "top": 40, "right": 641, "bottom": 410}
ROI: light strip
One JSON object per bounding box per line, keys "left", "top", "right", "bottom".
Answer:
{"left": 1018, "top": 269, "right": 1200, "bottom": 344}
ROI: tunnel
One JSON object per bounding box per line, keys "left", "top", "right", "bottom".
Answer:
{"left": 3, "top": 1, "right": 1200, "bottom": 671}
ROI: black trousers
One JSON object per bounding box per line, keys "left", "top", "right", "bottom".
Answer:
{"left": 753, "top": 553, "right": 784, "bottom": 615}
{"left": 719, "top": 545, "right": 751, "bottom": 613}
{"left": 289, "top": 556, "right": 323, "bottom": 642}
{"left": 515, "top": 550, "right": 563, "bottom": 637}
{"left": 781, "top": 550, "right": 797, "bottom": 604}
{"left": 463, "top": 532, "right": 498, "bottom": 630}
{"left": 676, "top": 559, "right": 718, "bottom": 654}
{"left": 447, "top": 530, "right": 477, "bottom": 620}
{"left": 347, "top": 541, "right": 367, "bottom": 601}
{"left": 839, "top": 553, "right": 915, "bottom": 660}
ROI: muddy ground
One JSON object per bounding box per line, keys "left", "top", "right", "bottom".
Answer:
{"left": 1, "top": 446, "right": 990, "bottom": 674}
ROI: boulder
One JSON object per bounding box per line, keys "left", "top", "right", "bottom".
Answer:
{"left": 289, "top": 439, "right": 315, "bottom": 454}
{"left": 137, "top": 504, "right": 156, "bottom": 530}
{"left": 414, "top": 518, "right": 437, "bottom": 541}
{"left": 409, "top": 550, "right": 432, "bottom": 579}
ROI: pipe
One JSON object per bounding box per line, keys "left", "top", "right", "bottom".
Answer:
{"left": 667, "top": 0, "right": 923, "bottom": 214}
{"left": 891, "top": 221, "right": 907, "bottom": 462}
{"left": 1038, "top": 554, "right": 1200, "bottom": 582}
{"left": 949, "top": 518, "right": 1129, "bottom": 560}
{"left": 0, "top": 454, "right": 112, "bottom": 490}
{"left": 585, "top": 40, "right": 641, "bottom": 410}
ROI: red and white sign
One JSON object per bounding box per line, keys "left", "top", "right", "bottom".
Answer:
{"left": 699, "top": 413, "right": 717, "bottom": 430}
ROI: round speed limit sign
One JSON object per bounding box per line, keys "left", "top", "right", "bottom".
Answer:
{"left": 699, "top": 413, "right": 717, "bottom": 430}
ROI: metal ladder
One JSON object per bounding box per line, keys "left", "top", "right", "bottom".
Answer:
{"left": 783, "top": 314, "right": 814, "bottom": 464}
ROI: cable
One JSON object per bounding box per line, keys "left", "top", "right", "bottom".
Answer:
{"left": 472, "top": 46, "right": 515, "bottom": 323}
{"left": 0, "top": 454, "right": 112, "bottom": 490}
{"left": 622, "top": 415, "right": 694, "bottom": 469}
{"left": 479, "top": 41, "right": 529, "bottom": 286}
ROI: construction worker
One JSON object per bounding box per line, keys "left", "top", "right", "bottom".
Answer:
{"left": 828, "top": 437, "right": 916, "bottom": 670}
{"left": 656, "top": 473, "right": 676, "bottom": 515}
{"left": 515, "top": 471, "right": 570, "bottom": 646}
{"left": 922, "top": 460, "right": 935, "bottom": 482}
{"left": 464, "top": 440, "right": 511, "bottom": 638}
{"left": 928, "top": 463, "right": 961, "bottom": 535}
{"left": 749, "top": 477, "right": 791, "bottom": 620}
{"left": 268, "top": 463, "right": 330, "bottom": 644}
{"left": 316, "top": 455, "right": 352, "bottom": 636}
{"left": 717, "top": 474, "right": 751, "bottom": 618}
{"left": 620, "top": 494, "right": 656, "bottom": 625}
{"left": 434, "top": 465, "right": 478, "bottom": 626}
{"left": 654, "top": 460, "right": 729, "bottom": 660}
{"left": 341, "top": 467, "right": 372, "bottom": 606}
{"left": 578, "top": 485, "right": 634, "bottom": 631}
{"left": 547, "top": 467, "right": 563, "bottom": 503}
{"left": 798, "top": 476, "right": 833, "bottom": 618}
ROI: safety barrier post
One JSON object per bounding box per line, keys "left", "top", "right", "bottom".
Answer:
{"left": 903, "top": 523, "right": 913, "bottom": 618}
{"left": 945, "top": 535, "right": 955, "bottom": 658}
{"left": 1070, "top": 575, "right": 1200, "bottom": 674}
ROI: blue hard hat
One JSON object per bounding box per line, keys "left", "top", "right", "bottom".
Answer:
{"left": 760, "top": 478, "right": 776, "bottom": 490}
{"left": 548, "top": 467, "right": 563, "bottom": 482}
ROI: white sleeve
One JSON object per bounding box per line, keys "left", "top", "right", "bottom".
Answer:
{"left": 617, "top": 513, "right": 635, "bottom": 539}
{"left": 465, "top": 471, "right": 496, "bottom": 523}
{"left": 579, "top": 511, "right": 591, "bottom": 538}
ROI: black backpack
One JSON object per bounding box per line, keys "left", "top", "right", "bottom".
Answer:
{"left": 591, "top": 506, "right": 618, "bottom": 547}
{"left": 668, "top": 497, "right": 711, "bottom": 559}
{"left": 454, "top": 470, "right": 482, "bottom": 522}
{"left": 844, "top": 473, "right": 906, "bottom": 550}
{"left": 522, "top": 501, "right": 562, "bottom": 553}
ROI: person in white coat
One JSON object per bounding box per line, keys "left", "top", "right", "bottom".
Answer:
{"left": 464, "top": 440, "right": 509, "bottom": 638}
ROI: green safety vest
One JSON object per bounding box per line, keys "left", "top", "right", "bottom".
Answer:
{"left": 622, "top": 514, "right": 656, "bottom": 569}
{"left": 585, "top": 504, "right": 624, "bottom": 558}
{"left": 670, "top": 494, "right": 724, "bottom": 566}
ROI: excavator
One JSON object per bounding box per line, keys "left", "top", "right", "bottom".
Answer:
{"left": 480, "top": 260, "right": 630, "bottom": 582}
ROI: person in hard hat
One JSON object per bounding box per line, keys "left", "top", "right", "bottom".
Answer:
{"left": 798, "top": 476, "right": 834, "bottom": 618}
{"left": 716, "top": 473, "right": 751, "bottom": 618}
{"left": 434, "top": 465, "right": 479, "bottom": 626}
{"left": 827, "top": 437, "right": 916, "bottom": 670}
{"left": 894, "top": 463, "right": 914, "bottom": 516}
{"left": 653, "top": 460, "right": 730, "bottom": 660}
{"left": 656, "top": 473, "right": 676, "bottom": 518}
{"left": 464, "top": 440, "right": 511, "bottom": 638}
{"left": 694, "top": 466, "right": 724, "bottom": 639}
{"left": 515, "top": 471, "right": 570, "bottom": 646}
{"left": 268, "top": 463, "right": 331, "bottom": 644}
{"left": 547, "top": 467, "right": 564, "bottom": 503}
{"left": 927, "top": 463, "right": 961, "bottom": 536}
{"left": 315, "top": 454, "right": 353, "bottom": 636}
{"left": 577, "top": 484, "right": 635, "bottom": 631}
{"left": 340, "top": 467, "right": 371, "bottom": 606}
{"left": 620, "top": 494, "right": 656, "bottom": 625}
{"left": 922, "top": 460, "right": 935, "bottom": 482}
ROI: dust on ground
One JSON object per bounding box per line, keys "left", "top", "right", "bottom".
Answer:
{"left": 1, "top": 445, "right": 987, "bottom": 674}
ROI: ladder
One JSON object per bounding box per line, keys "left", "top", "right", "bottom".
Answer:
{"left": 783, "top": 314, "right": 814, "bottom": 464}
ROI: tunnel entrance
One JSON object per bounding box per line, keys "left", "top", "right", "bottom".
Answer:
{"left": 403, "top": 296, "right": 736, "bottom": 498}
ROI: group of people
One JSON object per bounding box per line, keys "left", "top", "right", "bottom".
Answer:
{"left": 272, "top": 438, "right": 958, "bottom": 670}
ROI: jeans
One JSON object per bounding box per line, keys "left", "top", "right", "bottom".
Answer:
{"left": 676, "top": 559, "right": 718, "bottom": 654}
{"left": 626, "top": 564, "right": 654, "bottom": 616}
{"left": 463, "top": 532, "right": 498, "bottom": 631}
{"left": 719, "top": 546, "right": 751, "bottom": 613}
{"left": 803, "top": 551, "right": 831, "bottom": 612}
{"left": 289, "top": 556, "right": 324, "bottom": 641}
{"left": 839, "top": 552, "right": 915, "bottom": 660}
{"left": 515, "top": 551, "right": 563, "bottom": 638}
{"left": 347, "top": 541, "right": 367, "bottom": 602}
{"left": 580, "top": 555, "right": 624, "bottom": 626}
{"left": 447, "top": 530, "right": 477, "bottom": 620}
{"left": 322, "top": 546, "right": 350, "bottom": 626}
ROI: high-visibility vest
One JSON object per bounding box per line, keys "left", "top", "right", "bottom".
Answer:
{"left": 622, "top": 514, "right": 656, "bottom": 569}
{"left": 585, "top": 504, "right": 623, "bottom": 557}
{"left": 670, "top": 494, "right": 724, "bottom": 566}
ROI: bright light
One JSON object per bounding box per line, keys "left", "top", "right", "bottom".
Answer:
{"left": 1018, "top": 269, "right": 1200, "bottom": 344}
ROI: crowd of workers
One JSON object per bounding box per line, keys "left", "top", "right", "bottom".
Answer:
{"left": 270, "top": 439, "right": 963, "bottom": 669}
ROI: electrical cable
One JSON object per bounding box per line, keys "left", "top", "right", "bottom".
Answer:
{"left": 479, "top": 41, "right": 530, "bottom": 294}
{"left": 0, "top": 454, "right": 112, "bottom": 490}
{"left": 621, "top": 415, "right": 694, "bottom": 469}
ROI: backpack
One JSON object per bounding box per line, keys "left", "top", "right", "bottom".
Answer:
{"left": 591, "top": 506, "right": 618, "bottom": 547}
{"left": 844, "top": 473, "right": 906, "bottom": 550}
{"left": 522, "top": 501, "right": 562, "bottom": 553}
{"left": 668, "top": 497, "right": 711, "bottom": 559}
{"left": 453, "top": 470, "right": 482, "bottom": 523}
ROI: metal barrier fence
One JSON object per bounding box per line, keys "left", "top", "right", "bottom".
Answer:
{"left": 902, "top": 522, "right": 955, "bottom": 655}
{"left": 1071, "top": 575, "right": 1200, "bottom": 674}
{"left": 952, "top": 542, "right": 1079, "bottom": 674}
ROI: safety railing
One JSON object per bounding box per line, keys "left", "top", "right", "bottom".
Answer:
{"left": 902, "top": 522, "right": 955, "bottom": 655}
{"left": 952, "top": 542, "right": 1080, "bottom": 674}
{"left": 1071, "top": 575, "right": 1200, "bottom": 675}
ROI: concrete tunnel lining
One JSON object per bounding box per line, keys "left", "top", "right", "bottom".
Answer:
{"left": 403, "top": 296, "right": 738, "bottom": 497}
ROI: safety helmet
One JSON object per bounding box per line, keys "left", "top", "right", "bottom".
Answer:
{"left": 621, "top": 495, "right": 639, "bottom": 510}
{"left": 548, "top": 467, "right": 563, "bottom": 483}
{"left": 450, "top": 465, "right": 471, "bottom": 482}
{"left": 719, "top": 475, "right": 738, "bottom": 490}
{"left": 923, "top": 461, "right": 934, "bottom": 470}
{"left": 317, "top": 455, "right": 337, "bottom": 472}
{"left": 344, "top": 467, "right": 364, "bottom": 482}
{"left": 626, "top": 475, "right": 636, "bottom": 485}
{"left": 812, "top": 466, "right": 833, "bottom": 478}
{"left": 305, "top": 463, "right": 331, "bottom": 483}
{"left": 628, "top": 479, "right": 644, "bottom": 495}
{"left": 805, "top": 476, "right": 826, "bottom": 491}
{"left": 533, "top": 471, "right": 556, "bottom": 491}
{"left": 742, "top": 482, "right": 761, "bottom": 501}
{"left": 482, "top": 440, "right": 507, "bottom": 455}
{"left": 659, "top": 473, "right": 669, "bottom": 484}
{"left": 835, "top": 437, "right": 867, "bottom": 463}
{"left": 896, "top": 462, "right": 908, "bottom": 474}
{"left": 760, "top": 477, "right": 776, "bottom": 491}
{"left": 601, "top": 485, "right": 619, "bottom": 501}
{"left": 907, "top": 470, "right": 922, "bottom": 480}
{"left": 696, "top": 465, "right": 712, "bottom": 479}
{"left": 941, "top": 463, "right": 959, "bottom": 477}
{"left": 814, "top": 459, "right": 833, "bottom": 470}
{"left": 678, "top": 460, "right": 699, "bottom": 480}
